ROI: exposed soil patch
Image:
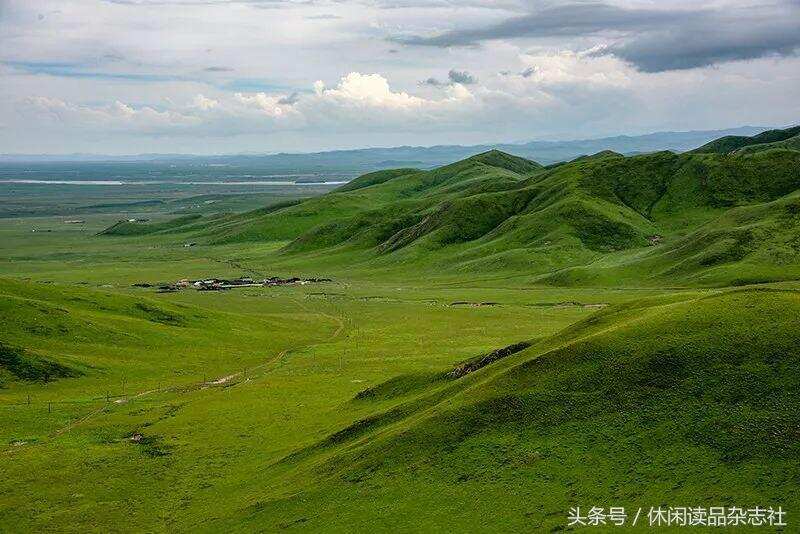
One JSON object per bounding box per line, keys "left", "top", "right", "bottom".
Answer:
{"left": 210, "top": 374, "right": 236, "bottom": 385}
{"left": 449, "top": 301, "right": 499, "bottom": 307}
{"left": 448, "top": 341, "right": 532, "bottom": 379}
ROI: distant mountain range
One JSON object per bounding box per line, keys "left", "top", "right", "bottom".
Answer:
{"left": 0, "top": 126, "right": 774, "bottom": 172}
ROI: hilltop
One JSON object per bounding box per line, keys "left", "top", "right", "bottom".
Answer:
{"left": 691, "top": 125, "right": 800, "bottom": 154}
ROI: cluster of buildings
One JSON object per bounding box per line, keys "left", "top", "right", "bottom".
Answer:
{"left": 155, "top": 276, "right": 331, "bottom": 292}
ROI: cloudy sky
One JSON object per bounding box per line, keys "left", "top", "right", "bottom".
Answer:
{"left": 1, "top": 0, "right": 798, "bottom": 154}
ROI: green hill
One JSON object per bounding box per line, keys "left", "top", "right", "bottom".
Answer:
{"left": 0, "top": 277, "right": 327, "bottom": 390}
{"left": 101, "top": 151, "right": 544, "bottom": 246}
{"left": 270, "top": 146, "right": 800, "bottom": 284}
{"left": 335, "top": 168, "right": 420, "bottom": 193}
{"left": 0, "top": 342, "right": 80, "bottom": 386}
{"left": 690, "top": 125, "right": 800, "bottom": 154}
{"left": 212, "top": 288, "right": 800, "bottom": 531}
{"left": 542, "top": 190, "right": 800, "bottom": 287}
{"left": 734, "top": 134, "right": 800, "bottom": 155}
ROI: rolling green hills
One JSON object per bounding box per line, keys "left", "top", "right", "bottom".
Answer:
{"left": 4, "top": 125, "right": 800, "bottom": 532}
{"left": 100, "top": 125, "right": 800, "bottom": 286}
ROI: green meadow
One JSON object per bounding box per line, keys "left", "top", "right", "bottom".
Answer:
{"left": 2, "top": 127, "right": 799, "bottom": 532}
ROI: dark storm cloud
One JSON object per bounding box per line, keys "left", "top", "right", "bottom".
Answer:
{"left": 393, "top": 3, "right": 689, "bottom": 47}
{"left": 595, "top": 18, "right": 800, "bottom": 72}
{"left": 393, "top": 1, "right": 800, "bottom": 72}
{"left": 420, "top": 69, "right": 477, "bottom": 86}
{"left": 448, "top": 69, "right": 476, "bottom": 84}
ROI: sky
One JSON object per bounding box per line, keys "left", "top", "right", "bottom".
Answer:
{"left": 0, "top": 0, "right": 799, "bottom": 154}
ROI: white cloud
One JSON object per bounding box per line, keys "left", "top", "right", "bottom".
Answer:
{"left": 233, "top": 92, "right": 296, "bottom": 118}
{"left": 22, "top": 96, "right": 200, "bottom": 131}
{"left": 314, "top": 72, "right": 426, "bottom": 109}
{"left": 17, "top": 72, "right": 481, "bottom": 136}
{"left": 516, "top": 49, "right": 632, "bottom": 89}
{"left": 191, "top": 94, "right": 219, "bottom": 110}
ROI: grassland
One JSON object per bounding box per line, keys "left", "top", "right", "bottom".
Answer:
{"left": 2, "top": 127, "right": 799, "bottom": 532}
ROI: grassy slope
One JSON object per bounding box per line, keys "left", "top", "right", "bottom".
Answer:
{"left": 536, "top": 149, "right": 800, "bottom": 286}
{"left": 0, "top": 277, "right": 334, "bottom": 398}
{"left": 690, "top": 125, "right": 800, "bottom": 154}
{"left": 221, "top": 288, "right": 800, "bottom": 532}
{"left": 542, "top": 190, "right": 800, "bottom": 287}
{"left": 735, "top": 134, "right": 800, "bottom": 155}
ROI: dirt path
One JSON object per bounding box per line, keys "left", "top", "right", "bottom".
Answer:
{"left": 44, "top": 347, "right": 291, "bottom": 440}
{"left": 51, "top": 404, "right": 108, "bottom": 437}
{"left": 42, "top": 293, "right": 348, "bottom": 441}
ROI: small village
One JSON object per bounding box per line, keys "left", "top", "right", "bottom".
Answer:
{"left": 147, "top": 276, "right": 332, "bottom": 292}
